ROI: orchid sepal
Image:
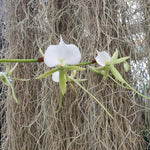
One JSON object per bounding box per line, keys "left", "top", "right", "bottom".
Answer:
{"left": 64, "top": 65, "right": 85, "bottom": 71}
{"left": 36, "top": 67, "right": 59, "bottom": 79}
{"left": 111, "top": 49, "right": 118, "bottom": 61}
{"left": 123, "top": 61, "right": 129, "bottom": 72}
{"left": 8, "top": 63, "right": 18, "bottom": 76}
{"left": 68, "top": 82, "right": 77, "bottom": 94}
{"left": 70, "top": 70, "right": 77, "bottom": 78}
{"left": 110, "top": 65, "right": 126, "bottom": 84}
{"left": 89, "top": 66, "right": 105, "bottom": 74}
{"left": 110, "top": 56, "right": 129, "bottom": 65}
{"left": 103, "top": 68, "right": 109, "bottom": 80}
{"left": 96, "top": 66, "right": 107, "bottom": 72}
{"left": 59, "top": 70, "right": 67, "bottom": 95}
{"left": 89, "top": 66, "right": 101, "bottom": 74}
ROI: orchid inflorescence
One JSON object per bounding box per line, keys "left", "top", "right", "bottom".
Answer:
{"left": 0, "top": 36, "right": 150, "bottom": 119}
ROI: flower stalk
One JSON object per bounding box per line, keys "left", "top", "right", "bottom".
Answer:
{"left": 0, "top": 58, "right": 40, "bottom": 63}
{"left": 0, "top": 58, "right": 96, "bottom": 66}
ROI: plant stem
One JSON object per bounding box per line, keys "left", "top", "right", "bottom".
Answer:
{"left": 0, "top": 59, "right": 39, "bottom": 63}
{"left": 76, "top": 61, "right": 93, "bottom": 66}
{"left": 0, "top": 58, "right": 96, "bottom": 65}
{"left": 76, "top": 60, "right": 96, "bottom": 66}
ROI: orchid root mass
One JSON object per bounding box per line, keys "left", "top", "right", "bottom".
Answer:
{"left": 0, "top": 36, "right": 149, "bottom": 119}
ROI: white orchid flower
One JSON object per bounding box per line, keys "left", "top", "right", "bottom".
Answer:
{"left": 95, "top": 51, "right": 111, "bottom": 66}
{"left": 44, "top": 36, "right": 81, "bottom": 67}
{"left": 92, "top": 49, "right": 131, "bottom": 83}
{"left": 44, "top": 36, "right": 81, "bottom": 82}
{"left": 91, "top": 50, "right": 129, "bottom": 82}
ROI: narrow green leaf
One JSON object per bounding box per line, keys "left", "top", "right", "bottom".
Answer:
{"left": 65, "top": 66, "right": 85, "bottom": 71}
{"left": 89, "top": 66, "right": 100, "bottom": 74}
{"left": 64, "top": 71, "right": 69, "bottom": 81}
{"left": 95, "top": 66, "right": 106, "bottom": 73}
{"left": 36, "top": 67, "right": 59, "bottom": 79}
{"left": 111, "top": 49, "right": 118, "bottom": 60}
{"left": 70, "top": 77, "right": 113, "bottom": 119}
{"left": 75, "top": 79, "right": 87, "bottom": 82}
{"left": 70, "top": 70, "right": 76, "bottom": 78}
{"left": 2, "top": 73, "right": 18, "bottom": 103}
{"left": 123, "top": 61, "right": 129, "bottom": 72}
{"left": 59, "top": 70, "right": 66, "bottom": 95}
{"left": 110, "top": 65, "right": 126, "bottom": 83}
{"left": 8, "top": 63, "right": 18, "bottom": 76}
{"left": 112, "top": 57, "right": 129, "bottom": 65}
{"left": 69, "top": 83, "right": 77, "bottom": 94}
{"left": 39, "top": 48, "right": 44, "bottom": 57}
{"left": 1, "top": 78, "right": 9, "bottom": 86}
{"left": 89, "top": 66, "right": 105, "bottom": 75}
{"left": 103, "top": 68, "right": 109, "bottom": 80}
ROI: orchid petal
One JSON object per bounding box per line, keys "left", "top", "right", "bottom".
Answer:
{"left": 44, "top": 37, "right": 81, "bottom": 67}
{"left": 57, "top": 37, "right": 81, "bottom": 65}
{"left": 59, "top": 70, "right": 66, "bottom": 95}
{"left": 60, "top": 44, "right": 81, "bottom": 65}
{"left": 52, "top": 71, "right": 59, "bottom": 82}
{"left": 95, "top": 51, "right": 111, "bottom": 66}
{"left": 44, "top": 45, "right": 61, "bottom": 67}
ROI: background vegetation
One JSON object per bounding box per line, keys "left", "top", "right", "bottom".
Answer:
{"left": 0, "top": 0, "right": 150, "bottom": 149}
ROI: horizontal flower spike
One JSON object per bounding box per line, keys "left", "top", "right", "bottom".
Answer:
{"left": 44, "top": 36, "right": 81, "bottom": 68}
{"left": 95, "top": 51, "right": 111, "bottom": 66}
{"left": 52, "top": 71, "right": 59, "bottom": 82}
